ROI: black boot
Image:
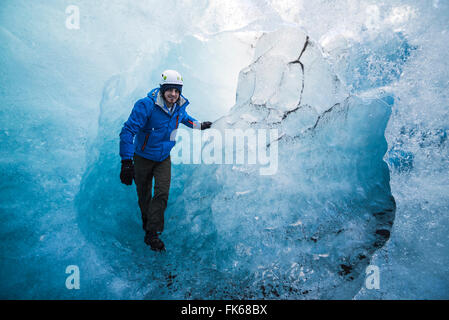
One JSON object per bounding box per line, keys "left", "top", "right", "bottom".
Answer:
{"left": 144, "top": 231, "right": 165, "bottom": 252}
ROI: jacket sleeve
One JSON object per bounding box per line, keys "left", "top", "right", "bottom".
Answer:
{"left": 119, "top": 99, "right": 151, "bottom": 160}
{"left": 180, "top": 109, "right": 200, "bottom": 129}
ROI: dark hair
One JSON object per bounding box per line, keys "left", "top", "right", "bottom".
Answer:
{"left": 160, "top": 83, "right": 182, "bottom": 95}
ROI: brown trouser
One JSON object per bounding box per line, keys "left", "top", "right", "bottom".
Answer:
{"left": 133, "top": 153, "right": 171, "bottom": 233}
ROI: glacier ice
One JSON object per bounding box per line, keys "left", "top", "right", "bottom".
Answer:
{"left": 75, "top": 27, "right": 395, "bottom": 299}
{"left": 1, "top": 0, "right": 448, "bottom": 299}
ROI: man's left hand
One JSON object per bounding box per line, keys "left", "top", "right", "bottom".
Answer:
{"left": 201, "top": 121, "right": 212, "bottom": 130}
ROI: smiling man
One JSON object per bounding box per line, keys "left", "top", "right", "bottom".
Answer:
{"left": 119, "top": 70, "right": 212, "bottom": 252}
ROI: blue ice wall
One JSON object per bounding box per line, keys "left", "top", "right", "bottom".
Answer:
{"left": 75, "top": 28, "right": 396, "bottom": 299}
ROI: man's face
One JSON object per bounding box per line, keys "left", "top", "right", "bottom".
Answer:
{"left": 163, "top": 88, "right": 180, "bottom": 105}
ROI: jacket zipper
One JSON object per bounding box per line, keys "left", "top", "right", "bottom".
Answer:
{"left": 141, "top": 133, "right": 150, "bottom": 151}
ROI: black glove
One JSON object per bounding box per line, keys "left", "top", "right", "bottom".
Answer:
{"left": 120, "top": 159, "right": 134, "bottom": 185}
{"left": 201, "top": 121, "right": 212, "bottom": 130}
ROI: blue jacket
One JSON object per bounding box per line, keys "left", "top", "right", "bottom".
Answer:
{"left": 119, "top": 88, "right": 199, "bottom": 162}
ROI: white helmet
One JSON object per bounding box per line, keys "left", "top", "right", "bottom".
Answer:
{"left": 160, "top": 70, "right": 183, "bottom": 86}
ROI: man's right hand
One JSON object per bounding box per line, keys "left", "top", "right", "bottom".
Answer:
{"left": 201, "top": 121, "right": 212, "bottom": 130}
{"left": 120, "top": 159, "right": 134, "bottom": 185}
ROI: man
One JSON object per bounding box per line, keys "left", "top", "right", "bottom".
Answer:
{"left": 119, "top": 70, "right": 212, "bottom": 252}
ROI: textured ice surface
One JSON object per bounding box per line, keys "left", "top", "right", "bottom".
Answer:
{"left": 75, "top": 27, "right": 395, "bottom": 299}
{"left": 1, "top": 0, "right": 448, "bottom": 299}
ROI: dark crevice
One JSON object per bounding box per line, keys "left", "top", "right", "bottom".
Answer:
{"left": 288, "top": 36, "right": 309, "bottom": 110}
{"left": 259, "top": 37, "right": 310, "bottom": 130}
{"left": 289, "top": 36, "right": 310, "bottom": 68}
{"left": 267, "top": 99, "right": 348, "bottom": 148}
{"left": 311, "top": 102, "right": 341, "bottom": 130}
